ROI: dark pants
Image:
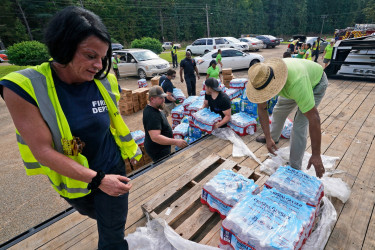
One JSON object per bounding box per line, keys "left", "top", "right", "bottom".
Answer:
{"left": 114, "top": 68, "right": 120, "bottom": 79}
{"left": 63, "top": 160, "right": 129, "bottom": 250}
{"left": 147, "top": 146, "right": 171, "bottom": 162}
{"left": 185, "top": 75, "right": 196, "bottom": 96}
{"left": 172, "top": 55, "right": 178, "bottom": 68}
{"left": 313, "top": 49, "right": 319, "bottom": 62}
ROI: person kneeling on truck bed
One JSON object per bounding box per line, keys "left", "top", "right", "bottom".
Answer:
{"left": 247, "top": 58, "right": 328, "bottom": 178}
{"left": 202, "top": 78, "right": 232, "bottom": 129}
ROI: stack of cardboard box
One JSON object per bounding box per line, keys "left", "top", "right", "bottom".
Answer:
{"left": 133, "top": 88, "right": 149, "bottom": 110}
{"left": 119, "top": 88, "right": 133, "bottom": 115}
{"left": 124, "top": 145, "right": 153, "bottom": 174}
{"left": 132, "top": 91, "right": 140, "bottom": 113}
{"left": 151, "top": 76, "right": 160, "bottom": 86}
{"left": 222, "top": 68, "right": 234, "bottom": 88}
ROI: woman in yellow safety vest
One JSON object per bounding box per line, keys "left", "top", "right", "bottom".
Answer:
{"left": 304, "top": 43, "right": 313, "bottom": 60}
{"left": 0, "top": 6, "right": 141, "bottom": 249}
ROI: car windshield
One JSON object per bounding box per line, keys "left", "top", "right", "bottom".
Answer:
{"left": 131, "top": 51, "right": 159, "bottom": 61}
{"left": 226, "top": 37, "right": 241, "bottom": 43}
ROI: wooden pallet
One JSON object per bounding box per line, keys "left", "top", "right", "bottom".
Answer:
{"left": 141, "top": 154, "right": 266, "bottom": 246}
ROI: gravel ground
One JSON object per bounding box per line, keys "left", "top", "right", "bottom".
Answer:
{"left": 0, "top": 45, "right": 291, "bottom": 244}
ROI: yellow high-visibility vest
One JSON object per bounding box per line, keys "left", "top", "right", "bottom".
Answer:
{"left": 304, "top": 49, "right": 312, "bottom": 60}
{"left": 2, "top": 62, "right": 142, "bottom": 198}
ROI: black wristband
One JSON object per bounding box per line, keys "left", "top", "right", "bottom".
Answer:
{"left": 87, "top": 171, "right": 105, "bottom": 191}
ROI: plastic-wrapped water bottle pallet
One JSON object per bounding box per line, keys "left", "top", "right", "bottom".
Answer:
{"left": 141, "top": 154, "right": 266, "bottom": 245}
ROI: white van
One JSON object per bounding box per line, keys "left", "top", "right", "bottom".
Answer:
{"left": 186, "top": 37, "right": 228, "bottom": 55}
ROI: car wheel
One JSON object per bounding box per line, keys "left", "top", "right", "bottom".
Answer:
{"left": 249, "top": 59, "right": 260, "bottom": 68}
{"left": 204, "top": 50, "right": 209, "bottom": 54}
{"left": 272, "top": 46, "right": 275, "bottom": 48}
{"left": 255, "top": 49, "right": 259, "bottom": 51}
{"left": 138, "top": 69, "right": 146, "bottom": 79}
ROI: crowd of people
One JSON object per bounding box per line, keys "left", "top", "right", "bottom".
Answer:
{"left": 0, "top": 6, "right": 332, "bottom": 249}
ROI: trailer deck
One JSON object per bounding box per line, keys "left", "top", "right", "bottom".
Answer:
{"left": 7, "top": 78, "right": 375, "bottom": 250}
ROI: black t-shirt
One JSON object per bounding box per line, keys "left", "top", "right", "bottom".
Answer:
{"left": 159, "top": 75, "right": 174, "bottom": 103}
{"left": 180, "top": 58, "right": 196, "bottom": 77}
{"left": 205, "top": 92, "right": 231, "bottom": 128}
{"left": 143, "top": 105, "right": 173, "bottom": 161}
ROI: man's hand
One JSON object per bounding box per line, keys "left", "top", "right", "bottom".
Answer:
{"left": 266, "top": 138, "right": 278, "bottom": 156}
{"left": 197, "top": 75, "right": 200, "bottom": 80}
{"left": 99, "top": 175, "right": 132, "bottom": 197}
{"left": 175, "top": 139, "right": 188, "bottom": 148}
{"left": 307, "top": 154, "right": 325, "bottom": 178}
{"left": 213, "top": 122, "right": 220, "bottom": 130}
{"left": 180, "top": 78, "right": 184, "bottom": 83}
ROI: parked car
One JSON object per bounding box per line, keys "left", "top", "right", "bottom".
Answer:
{"left": 222, "top": 37, "right": 249, "bottom": 51}
{"left": 239, "top": 37, "right": 263, "bottom": 51}
{"left": 111, "top": 43, "right": 123, "bottom": 51}
{"left": 0, "top": 50, "right": 8, "bottom": 62}
{"left": 256, "top": 35, "right": 279, "bottom": 48}
{"left": 116, "top": 49, "right": 170, "bottom": 79}
{"left": 194, "top": 48, "right": 264, "bottom": 73}
{"left": 162, "top": 42, "right": 181, "bottom": 51}
{"left": 186, "top": 37, "right": 229, "bottom": 55}
{"left": 278, "top": 38, "right": 284, "bottom": 42}
{"left": 306, "top": 37, "right": 328, "bottom": 53}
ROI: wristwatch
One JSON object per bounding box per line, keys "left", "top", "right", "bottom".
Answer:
{"left": 87, "top": 171, "right": 105, "bottom": 191}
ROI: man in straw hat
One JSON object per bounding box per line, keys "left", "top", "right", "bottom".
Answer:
{"left": 247, "top": 58, "right": 328, "bottom": 178}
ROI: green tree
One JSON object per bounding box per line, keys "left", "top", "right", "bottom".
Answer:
{"left": 7, "top": 41, "right": 50, "bottom": 66}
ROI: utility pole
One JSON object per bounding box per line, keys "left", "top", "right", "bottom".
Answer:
{"left": 205, "top": 4, "right": 210, "bottom": 37}
{"left": 320, "top": 15, "right": 328, "bottom": 37}
{"left": 15, "top": 0, "right": 33, "bottom": 41}
{"left": 160, "top": 10, "right": 164, "bottom": 42}
{"left": 79, "top": 0, "right": 84, "bottom": 8}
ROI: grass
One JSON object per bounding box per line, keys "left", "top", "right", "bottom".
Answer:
{"left": 0, "top": 65, "right": 29, "bottom": 78}
{"left": 158, "top": 50, "right": 189, "bottom": 63}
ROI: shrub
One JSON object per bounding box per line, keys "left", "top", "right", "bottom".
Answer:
{"left": 131, "top": 37, "right": 162, "bottom": 54}
{"left": 7, "top": 41, "right": 50, "bottom": 66}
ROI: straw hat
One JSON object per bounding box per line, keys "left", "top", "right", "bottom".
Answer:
{"left": 246, "top": 58, "right": 288, "bottom": 103}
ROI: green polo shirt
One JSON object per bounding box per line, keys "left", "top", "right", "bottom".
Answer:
{"left": 278, "top": 58, "right": 324, "bottom": 113}
{"left": 324, "top": 44, "right": 334, "bottom": 59}
{"left": 207, "top": 66, "right": 220, "bottom": 79}
{"left": 216, "top": 53, "right": 222, "bottom": 63}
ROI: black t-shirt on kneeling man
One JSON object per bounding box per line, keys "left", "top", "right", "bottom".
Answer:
{"left": 143, "top": 105, "right": 173, "bottom": 161}
{"left": 205, "top": 91, "right": 231, "bottom": 128}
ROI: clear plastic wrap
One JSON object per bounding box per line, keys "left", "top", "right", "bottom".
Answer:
{"left": 137, "top": 79, "right": 148, "bottom": 88}
{"left": 265, "top": 166, "right": 324, "bottom": 207}
{"left": 229, "top": 78, "right": 248, "bottom": 89}
{"left": 225, "top": 88, "right": 242, "bottom": 100}
{"left": 191, "top": 108, "right": 222, "bottom": 133}
{"left": 227, "top": 112, "right": 257, "bottom": 136}
{"left": 260, "top": 147, "right": 351, "bottom": 203}
{"left": 131, "top": 130, "right": 145, "bottom": 146}
{"left": 171, "top": 104, "right": 185, "bottom": 119}
{"left": 231, "top": 98, "right": 241, "bottom": 114}
{"left": 173, "top": 123, "right": 189, "bottom": 138}
{"left": 212, "top": 128, "right": 263, "bottom": 165}
{"left": 201, "top": 169, "right": 259, "bottom": 218}
{"left": 173, "top": 88, "right": 186, "bottom": 102}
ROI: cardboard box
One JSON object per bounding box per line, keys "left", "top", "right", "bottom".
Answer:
{"left": 151, "top": 76, "right": 160, "bottom": 86}
{"left": 222, "top": 68, "right": 232, "bottom": 75}
{"left": 224, "top": 80, "right": 231, "bottom": 88}
{"left": 133, "top": 104, "right": 140, "bottom": 113}
{"left": 223, "top": 74, "right": 234, "bottom": 81}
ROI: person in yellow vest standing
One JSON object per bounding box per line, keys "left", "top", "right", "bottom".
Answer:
{"left": 322, "top": 39, "right": 335, "bottom": 69}
{"left": 0, "top": 7, "right": 141, "bottom": 250}
{"left": 304, "top": 43, "right": 313, "bottom": 60}
{"left": 312, "top": 37, "right": 321, "bottom": 62}
{"left": 112, "top": 53, "right": 120, "bottom": 79}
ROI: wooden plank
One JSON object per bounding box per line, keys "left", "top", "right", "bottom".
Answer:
{"left": 142, "top": 154, "right": 222, "bottom": 214}
{"left": 9, "top": 212, "right": 87, "bottom": 250}
{"left": 362, "top": 209, "right": 375, "bottom": 250}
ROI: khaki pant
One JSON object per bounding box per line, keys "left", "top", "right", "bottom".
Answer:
{"left": 270, "top": 73, "right": 328, "bottom": 169}
{"left": 162, "top": 102, "right": 176, "bottom": 117}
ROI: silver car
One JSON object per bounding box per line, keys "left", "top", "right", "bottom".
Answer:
{"left": 116, "top": 49, "right": 170, "bottom": 79}
{"left": 239, "top": 37, "right": 263, "bottom": 51}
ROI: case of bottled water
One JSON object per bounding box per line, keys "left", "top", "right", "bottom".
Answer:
{"left": 130, "top": 130, "right": 145, "bottom": 146}
{"left": 201, "top": 169, "right": 259, "bottom": 219}
{"left": 228, "top": 112, "right": 257, "bottom": 136}
{"left": 172, "top": 88, "right": 186, "bottom": 102}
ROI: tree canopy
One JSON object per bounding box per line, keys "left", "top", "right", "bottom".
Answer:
{"left": 0, "top": 0, "right": 373, "bottom": 48}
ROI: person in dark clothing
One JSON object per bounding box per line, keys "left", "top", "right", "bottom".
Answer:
{"left": 180, "top": 51, "right": 200, "bottom": 96}
{"left": 143, "top": 86, "right": 187, "bottom": 162}
{"left": 171, "top": 43, "right": 178, "bottom": 68}
{"left": 159, "top": 69, "right": 177, "bottom": 117}
{"left": 202, "top": 78, "right": 231, "bottom": 129}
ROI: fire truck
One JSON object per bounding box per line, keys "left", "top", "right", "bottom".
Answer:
{"left": 334, "top": 24, "right": 375, "bottom": 40}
